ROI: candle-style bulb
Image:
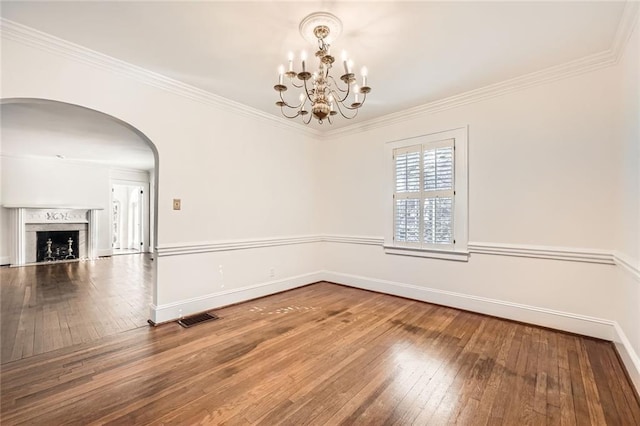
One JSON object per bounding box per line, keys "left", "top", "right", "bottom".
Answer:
{"left": 361, "top": 66, "right": 368, "bottom": 87}
{"left": 342, "top": 50, "right": 349, "bottom": 74}
{"left": 278, "top": 65, "right": 284, "bottom": 84}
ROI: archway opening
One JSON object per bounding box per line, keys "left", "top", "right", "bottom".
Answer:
{"left": 0, "top": 98, "right": 159, "bottom": 363}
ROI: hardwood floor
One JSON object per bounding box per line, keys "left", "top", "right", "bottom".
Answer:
{"left": 0, "top": 254, "right": 153, "bottom": 364}
{"left": 1, "top": 282, "right": 638, "bottom": 425}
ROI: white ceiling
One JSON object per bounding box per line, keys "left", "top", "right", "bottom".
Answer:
{"left": 0, "top": 1, "right": 627, "bottom": 132}
{"left": 1, "top": 101, "right": 155, "bottom": 170}
{"left": 2, "top": 2, "right": 626, "bottom": 171}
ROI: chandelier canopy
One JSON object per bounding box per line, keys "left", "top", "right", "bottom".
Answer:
{"left": 274, "top": 12, "right": 371, "bottom": 125}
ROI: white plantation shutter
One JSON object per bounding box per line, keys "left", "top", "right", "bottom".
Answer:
{"left": 395, "top": 149, "right": 421, "bottom": 193}
{"left": 423, "top": 142, "right": 454, "bottom": 245}
{"left": 393, "top": 139, "right": 455, "bottom": 247}
{"left": 393, "top": 146, "right": 422, "bottom": 245}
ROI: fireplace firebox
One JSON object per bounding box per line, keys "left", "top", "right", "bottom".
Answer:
{"left": 36, "top": 231, "right": 80, "bottom": 262}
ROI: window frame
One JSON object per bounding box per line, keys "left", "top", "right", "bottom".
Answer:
{"left": 384, "top": 126, "right": 469, "bottom": 261}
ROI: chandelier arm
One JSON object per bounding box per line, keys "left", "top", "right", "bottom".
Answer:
{"left": 338, "top": 91, "right": 366, "bottom": 111}
{"left": 302, "top": 79, "right": 314, "bottom": 103}
{"left": 279, "top": 91, "right": 304, "bottom": 109}
{"left": 280, "top": 106, "right": 303, "bottom": 119}
{"left": 303, "top": 110, "right": 313, "bottom": 124}
{"left": 328, "top": 75, "right": 349, "bottom": 94}
{"left": 277, "top": 12, "right": 369, "bottom": 124}
{"left": 332, "top": 98, "right": 358, "bottom": 119}
{"left": 329, "top": 86, "right": 351, "bottom": 105}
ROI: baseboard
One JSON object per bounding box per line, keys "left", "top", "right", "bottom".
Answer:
{"left": 0, "top": 256, "right": 10, "bottom": 266}
{"left": 150, "top": 271, "right": 325, "bottom": 323}
{"left": 147, "top": 267, "right": 639, "bottom": 393}
{"left": 321, "top": 270, "right": 616, "bottom": 341}
{"left": 97, "top": 248, "right": 113, "bottom": 257}
{"left": 322, "top": 270, "right": 640, "bottom": 394}
{"left": 613, "top": 323, "right": 640, "bottom": 394}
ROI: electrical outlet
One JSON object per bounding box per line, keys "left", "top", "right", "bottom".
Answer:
{"left": 173, "top": 199, "right": 181, "bottom": 210}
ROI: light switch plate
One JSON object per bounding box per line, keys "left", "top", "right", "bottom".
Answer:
{"left": 173, "top": 199, "right": 181, "bottom": 210}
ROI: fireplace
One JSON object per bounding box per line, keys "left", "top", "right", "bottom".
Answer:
{"left": 6, "top": 207, "right": 101, "bottom": 266}
{"left": 36, "top": 230, "right": 80, "bottom": 262}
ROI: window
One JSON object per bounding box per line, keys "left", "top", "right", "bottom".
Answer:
{"left": 385, "top": 127, "right": 468, "bottom": 261}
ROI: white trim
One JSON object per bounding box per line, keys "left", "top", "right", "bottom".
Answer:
{"left": 146, "top": 266, "right": 640, "bottom": 393}
{"left": 383, "top": 246, "right": 469, "bottom": 261}
{"left": 468, "top": 242, "right": 615, "bottom": 265}
{"left": 385, "top": 126, "right": 469, "bottom": 257}
{"left": 0, "top": 256, "right": 10, "bottom": 266}
{"left": 322, "top": 270, "right": 639, "bottom": 394}
{"left": 88, "top": 210, "right": 100, "bottom": 259}
{"left": 613, "top": 322, "right": 640, "bottom": 393}
{"left": 156, "top": 234, "right": 623, "bottom": 266}
{"left": 1, "top": 3, "right": 637, "bottom": 140}
{"left": 156, "top": 235, "right": 323, "bottom": 257}
{"left": 97, "top": 248, "right": 113, "bottom": 257}
{"left": 150, "top": 271, "right": 325, "bottom": 323}
{"left": 324, "top": 3, "right": 639, "bottom": 140}
{"left": 0, "top": 18, "right": 319, "bottom": 139}
{"left": 321, "top": 270, "right": 616, "bottom": 340}
{"left": 323, "top": 50, "right": 612, "bottom": 139}
{"left": 320, "top": 235, "right": 383, "bottom": 246}
{"left": 614, "top": 251, "right": 640, "bottom": 281}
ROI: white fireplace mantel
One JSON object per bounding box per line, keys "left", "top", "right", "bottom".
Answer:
{"left": 5, "top": 206, "right": 103, "bottom": 266}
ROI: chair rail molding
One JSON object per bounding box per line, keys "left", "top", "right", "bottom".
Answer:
{"left": 467, "top": 242, "right": 615, "bottom": 264}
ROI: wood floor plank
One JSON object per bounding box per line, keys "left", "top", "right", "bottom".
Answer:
{"left": 1, "top": 259, "right": 639, "bottom": 425}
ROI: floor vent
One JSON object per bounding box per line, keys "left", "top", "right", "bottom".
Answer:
{"left": 177, "top": 312, "right": 219, "bottom": 328}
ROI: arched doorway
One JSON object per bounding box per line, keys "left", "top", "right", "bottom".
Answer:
{"left": 0, "top": 98, "right": 159, "bottom": 363}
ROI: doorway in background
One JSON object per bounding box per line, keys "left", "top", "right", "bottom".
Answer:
{"left": 112, "top": 183, "right": 145, "bottom": 255}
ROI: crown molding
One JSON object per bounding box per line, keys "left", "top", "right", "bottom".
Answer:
{"left": 0, "top": 18, "right": 321, "bottom": 139}
{"left": 323, "top": 2, "right": 639, "bottom": 140}
{"left": 1, "top": 2, "right": 637, "bottom": 141}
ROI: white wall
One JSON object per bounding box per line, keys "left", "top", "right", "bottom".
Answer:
{"left": 0, "top": 31, "right": 323, "bottom": 318}
{"left": 1, "top": 156, "right": 112, "bottom": 255}
{"left": 618, "top": 14, "right": 639, "bottom": 264}
{"left": 1, "top": 14, "right": 638, "bottom": 389}
{"left": 320, "top": 63, "right": 621, "bottom": 310}
{"left": 614, "top": 15, "right": 640, "bottom": 387}
{"left": 318, "top": 16, "right": 639, "bottom": 389}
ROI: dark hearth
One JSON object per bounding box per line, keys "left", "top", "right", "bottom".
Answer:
{"left": 36, "top": 231, "right": 79, "bottom": 262}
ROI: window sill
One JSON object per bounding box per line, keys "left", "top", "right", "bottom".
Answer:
{"left": 383, "top": 245, "right": 470, "bottom": 262}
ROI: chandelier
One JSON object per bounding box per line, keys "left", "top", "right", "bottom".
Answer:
{"left": 274, "top": 12, "right": 371, "bottom": 125}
